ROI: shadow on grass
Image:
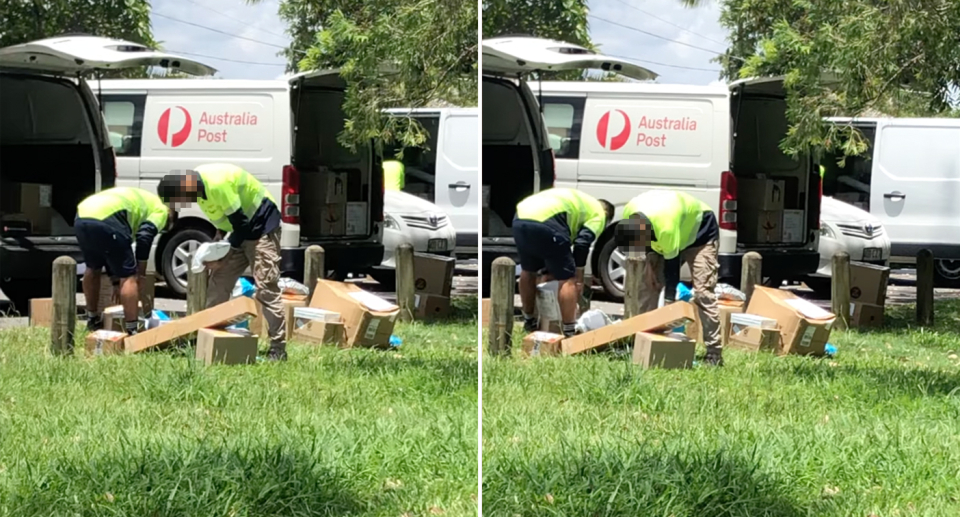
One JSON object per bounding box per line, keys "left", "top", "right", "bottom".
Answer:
{"left": 484, "top": 446, "right": 820, "bottom": 516}
{"left": 773, "top": 360, "right": 960, "bottom": 399}
{"left": 3, "top": 443, "right": 363, "bottom": 516}
{"left": 345, "top": 354, "right": 478, "bottom": 392}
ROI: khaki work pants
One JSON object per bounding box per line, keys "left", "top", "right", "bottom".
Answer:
{"left": 637, "top": 240, "right": 721, "bottom": 351}
{"left": 206, "top": 228, "right": 285, "bottom": 349}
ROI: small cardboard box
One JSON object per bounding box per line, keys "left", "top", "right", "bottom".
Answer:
{"left": 414, "top": 253, "right": 456, "bottom": 296}
{"left": 319, "top": 203, "right": 346, "bottom": 236}
{"left": 103, "top": 303, "right": 144, "bottom": 332}
{"left": 562, "top": 301, "right": 697, "bottom": 355}
{"left": 739, "top": 210, "right": 782, "bottom": 243}
{"left": 29, "top": 298, "right": 52, "bottom": 327}
{"left": 196, "top": 328, "right": 257, "bottom": 365}
{"left": 782, "top": 209, "right": 805, "bottom": 243}
{"left": 125, "top": 296, "right": 258, "bottom": 353}
{"left": 850, "top": 302, "right": 884, "bottom": 328}
{"left": 304, "top": 170, "right": 348, "bottom": 204}
{"left": 481, "top": 298, "right": 491, "bottom": 326}
{"left": 309, "top": 280, "right": 399, "bottom": 348}
{"left": 745, "top": 287, "right": 835, "bottom": 356}
{"left": 85, "top": 330, "right": 126, "bottom": 356}
{"left": 718, "top": 302, "right": 745, "bottom": 347}
{"left": 727, "top": 325, "right": 780, "bottom": 352}
{"left": 294, "top": 320, "right": 345, "bottom": 346}
{"left": 96, "top": 277, "right": 118, "bottom": 312}
{"left": 632, "top": 332, "right": 695, "bottom": 369}
{"left": 739, "top": 179, "right": 785, "bottom": 210}
{"left": 522, "top": 331, "right": 564, "bottom": 358}
{"left": 535, "top": 280, "right": 562, "bottom": 333}
{"left": 415, "top": 293, "right": 451, "bottom": 319}
{"left": 850, "top": 262, "right": 890, "bottom": 306}
{"left": 16, "top": 183, "right": 55, "bottom": 234}
{"left": 345, "top": 202, "right": 367, "bottom": 235}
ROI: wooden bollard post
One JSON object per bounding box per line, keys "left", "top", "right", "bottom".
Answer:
{"left": 623, "top": 255, "right": 645, "bottom": 319}
{"left": 831, "top": 251, "right": 850, "bottom": 331}
{"left": 51, "top": 256, "right": 77, "bottom": 356}
{"left": 186, "top": 254, "right": 208, "bottom": 316}
{"left": 304, "top": 245, "right": 325, "bottom": 299}
{"left": 488, "top": 256, "right": 515, "bottom": 357}
{"left": 396, "top": 243, "right": 416, "bottom": 322}
{"left": 741, "top": 252, "right": 762, "bottom": 304}
{"left": 916, "top": 249, "right": 934, "bottom": 326}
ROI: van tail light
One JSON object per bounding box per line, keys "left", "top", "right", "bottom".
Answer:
{"left": 281, "top": 165, "right": 300, "bottom": 224}
{"left": 719, "top": 171, "right": 737, "bottom": 231}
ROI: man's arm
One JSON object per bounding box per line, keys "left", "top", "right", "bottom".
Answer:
{"left": 572, "top": 227, "right": 597, "bottom": 268}
{"left": 663, "top": 257, "right": 681, "bottom": 303}
{"left": 225, "top": 210, "right": 252, "bottom": 248}
{"left": 134, "top": 222, "right": 159, "bottom": 264}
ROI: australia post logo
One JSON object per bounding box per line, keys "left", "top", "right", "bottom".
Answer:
{"left": 596, "top": 110, "right": 631, "bottom": 151}
{"left": 596, "top": 110, "right": 699, "bottom": 151}
{"left": 156, "top": 106, "right": 259, "bottom": 147}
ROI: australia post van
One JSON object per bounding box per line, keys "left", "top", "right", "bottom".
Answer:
{"left": 96, "top": 78, "right": 385, "bottom": 294}
{"left": 534, "top": 79, "right": 823, "bottom": 299}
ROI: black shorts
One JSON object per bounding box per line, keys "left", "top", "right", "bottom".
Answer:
{"left": 512, "top": 217, "right": 576, "bottom": 281}
{"left": 74, "top": 215, "right": 137, "bottom": 278}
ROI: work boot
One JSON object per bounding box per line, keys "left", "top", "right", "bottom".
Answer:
{"left": 703, "top": 349, "right": 724, "bottom": 367}
{"left": 267, "top": 344, "right": 288, "bottom": 362}
{"left": 523, "top": 316, "right": 539, "bottom": 333}
{"left": 86, "top": 313, "right": 104, "bottom": 332}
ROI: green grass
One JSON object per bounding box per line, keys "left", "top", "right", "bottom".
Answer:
{"left": 0, "top": 298, "right": 479, "bottom": 517}
{"left": 483, "top": 301, "right": 960, "bottom": 516}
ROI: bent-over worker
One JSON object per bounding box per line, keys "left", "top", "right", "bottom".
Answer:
{"left": 157, "top": 164, "right": 287, "bottom": 361}
{"left": 615, "top": 190, "right": 723, "bottom": 365}
{"left": 513, "top": 188, "right": 614, "bottom": 337}
{"left": 75, "top": 187, "right": 172, "bottom": 335}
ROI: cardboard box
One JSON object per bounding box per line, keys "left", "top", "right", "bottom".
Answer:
{"left": 309, "top": 280, "right": 399, "bottom": 348}
{"left": 196, "top": 328, "right": 258, "bottom": 365}
{"left": 727, "top": 325, "right": 780, "bottom": 352}
{"left": 850, "top": 263, "right": 890, "bottom": 306}
{"left": 782, "top": 209, "right": 805, "bottom": 243}
{"left": 481, "top": 298, "right": 491, "bottom": 326}
{"left": 294, "top": 320, "right": 345, "bottom": 346}
{"left": 522, "top": 331, "right": 564, "bottom": 358}
{"left": 739, "top": 179, "right": 785, "bottom": 210}
{"left": 415, "top": 293, "right": 451, "bottom": 319}
{"left": 85, "top": 330, "right": 126, "bottom": 356}
{"left": 745, "top": 287, "right": 835, "bottom": 356}
{"left": 29, "top": 298, "right": 52, "bottom": 327}
{"left": 302, "top": 171, "right": 348, "bottom": 204}
{"left": 632, "top": 332, "right": 695, "bottom": 369}
{"left": 96, "top": 278, "right": 118, "bottom": 312}
{"left": 103, "top": 305, "right": 125, "bottom": 332}
{"left": 15, "top": 183, "right": 55, "bottom": 234}
{"left": 850, "top": 302, "right": 884, "bottom": 328}
{"left": 414, "top": 253, "right": 456, "bottom": 296}
{"left": 718, "top": 302, "right": 745, "bottom": 347}
{"left": 125, "top": 296, "right": 258, "bottom": 353}
{"left": 345, "top": 202, "right": 367, "bottom": 235}
{"left": 535, "top": 280, "right": 561, "bottom": 333}
{"left": 562, "top": 302, "right": 698, "bottom": 355}
{"left": 738, "top": 210, "right": 782, "bottom": 243}
{"left": 319, "top": 203, "right": 346, "bottom": 236}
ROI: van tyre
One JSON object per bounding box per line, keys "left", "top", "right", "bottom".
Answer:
{"left": 934, "top": 259, "right": 960, "bottom": 288}
{"left": 596, "top": 237, "right": 626, "bottom": 303}
{"left": 161, "top": 228, "right": 214, "bottom": 295}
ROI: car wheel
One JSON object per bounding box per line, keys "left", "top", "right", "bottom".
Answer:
{"left": 160, "top": 228, "right": 213, "bottom": 295}
{"left": 934, "top": 259, "right": 960, "bottom": 288}
{"left": 368, "top": 267, "right": 397, "bottom": 291}
{"left": 596, "top": 237, "right": 626, "bottom": 303}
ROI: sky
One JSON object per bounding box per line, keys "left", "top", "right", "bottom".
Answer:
{"left": 151, "top": 0, "right": 726, "bottom": 84}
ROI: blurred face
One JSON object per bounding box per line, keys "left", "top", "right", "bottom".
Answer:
{"left": 618, "top": 218, "right": 652, "bottom": 254}
{"left": 165, "top": 174, "right": 199, "bottom": 209}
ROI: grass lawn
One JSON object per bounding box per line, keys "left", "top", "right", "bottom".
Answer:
{"left": 0, "top": 299, "right": 478, "bottom": 517}
{"left": 483, "top": 301, "right": 960, "bottom": 516}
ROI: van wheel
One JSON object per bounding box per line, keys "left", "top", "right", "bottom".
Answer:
{"left": 161, "top": 228, "right": 214, "bottom": 296}
{"left": 596, "top": 238, "right": 626, "bottom": 303}
{"left": 934, "top": 259, "right": 960, "bottom": 288}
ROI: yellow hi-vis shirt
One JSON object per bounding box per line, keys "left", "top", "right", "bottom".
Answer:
{"left": 515, "top": 188, "right": 607, "bottom": 243}
{"left": 383, "top": 160, "right": 405, "bottom": 191}
{"left": 193, "top": 163, "right": 274, "bottom": 232}
{"left": 77, "top": 187, "right": 168, "bottom": 233}
{"left": 622, "top": 190, "right": 711, "bottom": 260}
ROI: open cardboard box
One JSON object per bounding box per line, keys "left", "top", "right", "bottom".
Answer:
{"left": 309, "top": 280, "right": 399, "bottom": 348}
{"left": 522, "top": 331, "right": 564, "bottom": 358}
{"left": 561, "top": 302, "right": 697, "bottom": 355}
{"left": 633, "top": 332, "right": 695, "bottom": 369}
{"left": 745, "top": 287, "right": 835, "bottom": 356}
{"left": 124, "top": 297, "right": 258, "bottom": 353}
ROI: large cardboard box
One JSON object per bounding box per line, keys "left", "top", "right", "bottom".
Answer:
{"left": 309, "top": 280, "right": 399, "bottom": 348}
{"left": 415, "top": 293, "right": 451, "bottom": 319}
{"left": 632, "top": 332, "right": 695, "bottom": 369}
{"left": 85, "top": 330, "right": 126, "bottom": 356}
{"left": 302, "top": 170, "right": 348, "bottom": 204}
{"left": 781, "top": 210, "right": 805, "bottom": 243}
{"left": 125, "top": 296, "right": 258, "bottom": 353}
{"left": 319, "top": 203, "right": 346, "bottom": 236}
{"left": 739, "top": 210, "right": 782, "bottom": 243}
{"left": 850, "top": 302, "right": 884, "bottom": 328}
{"left": 345, "top": 202, "right": 367, "bottom": 236}
{"left": 738, "top": 179, "right": 785, "bottom": 210}
{"left": 196, "top": 328, "right": 257, "bottom": 365}
{"left": 745, "top": 287, "right": 835, "bottom": 356}
{"left": 522, "top": 331, "right": 564, "bottom": 358}
{"left": 850, "top": 263, "right": 890, "bottom": 306}
{"left": 562, "top": 302, "right": 697, "bottom": 355}
{"left": 29, "top": 298, "right": 52, "bottom": 327}
{"left": 414, "top": 253, "right": 456, "bottom": 296}
{"left": 718, "top": 302, "right": 745, "bottom": 347}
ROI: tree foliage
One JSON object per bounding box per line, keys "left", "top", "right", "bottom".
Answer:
{"left": 482, "top": 0, "right": 590, "bottom": 46}
{"left": 717, "top": 0, "right": 960, "bottom": 158}
{"left": 254, "top": 0, "right": 477, "bottom": 152}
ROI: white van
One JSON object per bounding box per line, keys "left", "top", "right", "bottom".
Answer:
{"left": 0, "top": 36, "right": 214, "bottom": 312}
{"left": 480, "top": 36, "right": 657, "bottom": 296}
{"left": 824, "top": 117, "right": 960, "bottom": 286}
{"left": 96, "top": 77, "right": 385, "bottom": 294}
{"left": 384, "top": 107, "right": 479, "bottom": 255}
{"left": 536, "top": 79, "right": 823, "bottom": 299}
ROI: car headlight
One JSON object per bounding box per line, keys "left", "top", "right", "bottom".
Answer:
{"left": 820, "top": 224, "right": 836, "bottom": 239}
{"left": 384, "top": 214, "right": 400, "bottom": 230}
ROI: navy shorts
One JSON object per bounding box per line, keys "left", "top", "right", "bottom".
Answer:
{"left": 512, "top": 218, "right": 576, "bottom": 281}
{"left": 75, "top": 216, "right": 138, "bottom": 278}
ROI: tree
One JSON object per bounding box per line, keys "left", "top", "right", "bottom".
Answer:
{"left": 482, "top": 0, "right": 591, "bottom": 47}
{"left": 251, "top": 0, "right": 477, "bottom": 152}
{"left": 0, "top": 0, "right": 157, "bottom": 78}
{"left": 715, "top": 0, "right": 960, "bottom": 158}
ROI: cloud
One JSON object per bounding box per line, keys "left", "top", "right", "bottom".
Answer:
{"left": 151, "top": 0, "right": 290, "bottom": 79}
{"left": 589, "top": 0, "right": 727, "bottom": 85}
